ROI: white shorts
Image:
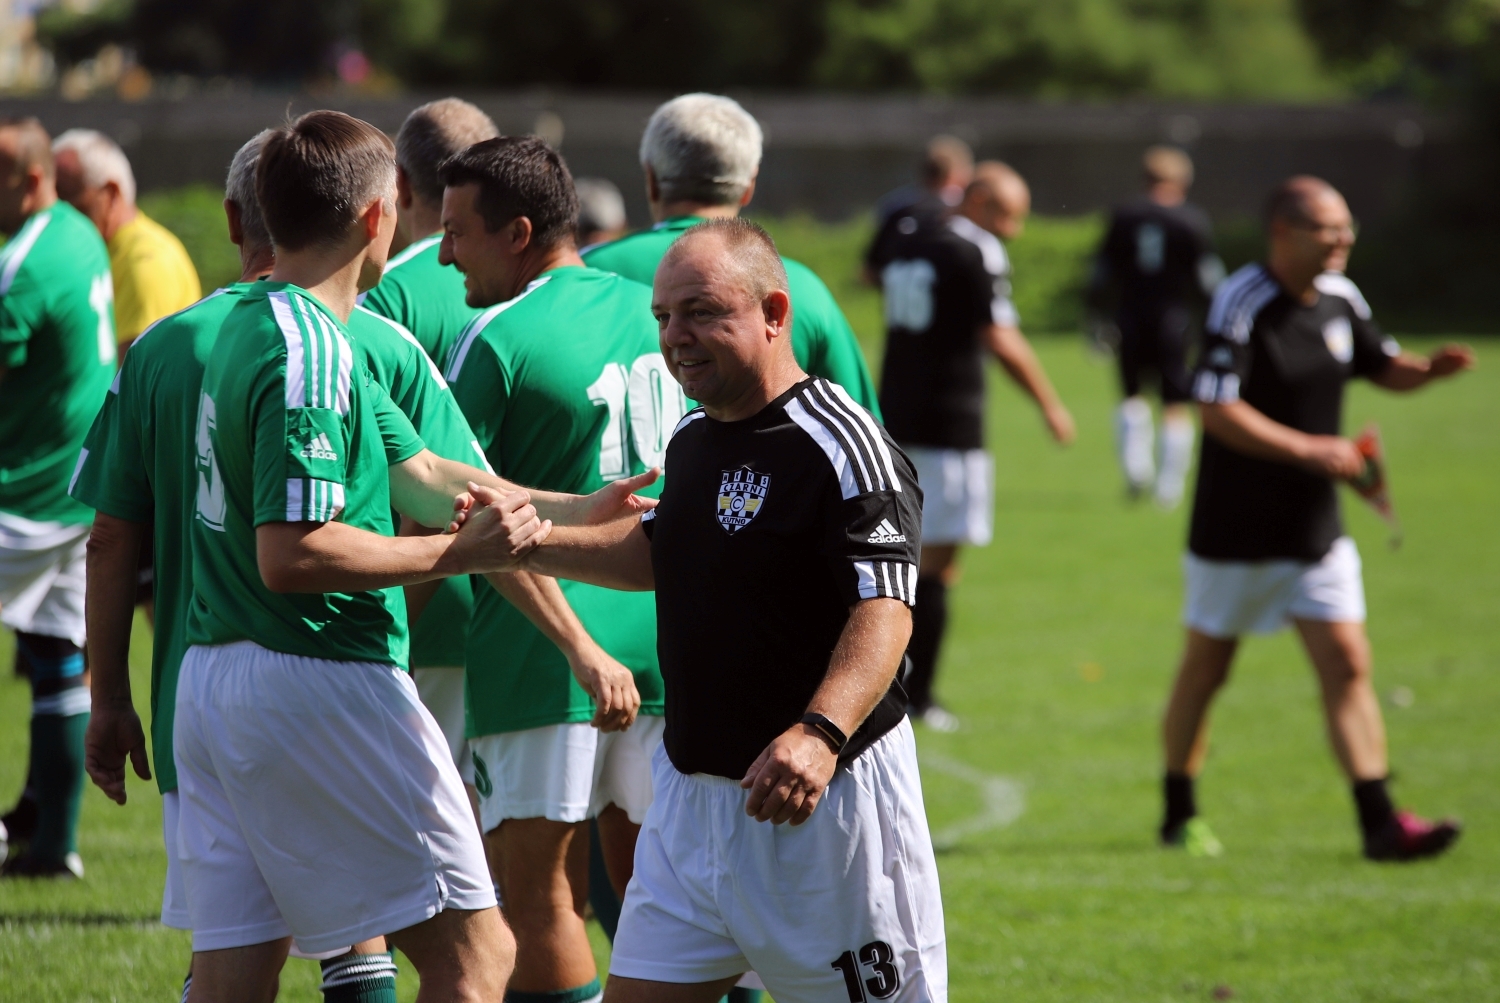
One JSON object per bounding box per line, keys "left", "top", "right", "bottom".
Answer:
{"left": 590, "top": 714, "right": 665, "bottom": 824}
{"left": 1184, "top": 536, "right": 1367, "bottom": 639}
{"left": 411, "top": 666, "right": 473, "bottom": 783}
{"left": 611, "top": 719, "right": 947, "bottom": 1002}
{"left": 0, "top": 512, "right": 89, "bottom": 646}
{"left": 905, "top": 447, "right": 993, "bottom": 547}
{"left": 160, "top": 791, "right": 190, "bottom": 930}
{"left": 471, "top": 715, "right": 663, "bottom": 832}
{"left": 173, "top": 641, "right": 495, "bottom": 954}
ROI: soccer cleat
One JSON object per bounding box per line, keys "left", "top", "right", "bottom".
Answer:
{"left": 1, "top": 795, "right": 37, "bottom": 847}
{"left": 0, "top": 820, "right": 7, "bottom": 864}
{"left": 1364, "top": 810, "right": 1461, "bottom": 862}
{"left": 1162, "top": 817, "right": 1224, "bottom": 858}
{"left": 1, "top": 850, "right": 84, "bottom": 880}
{"left": 920, "top": 705, "right": 960, "bottom": 733}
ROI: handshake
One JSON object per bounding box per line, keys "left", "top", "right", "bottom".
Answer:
{"left": 443, "top": 482, "right": 552, "bottom": 573}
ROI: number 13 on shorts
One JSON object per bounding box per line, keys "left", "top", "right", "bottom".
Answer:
{"left": 832, "top": 940, "right": 901, "bottom": 1001}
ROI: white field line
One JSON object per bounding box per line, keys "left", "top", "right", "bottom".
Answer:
{"left": 919, "top": 752, "right": 1026, "bottom": 851}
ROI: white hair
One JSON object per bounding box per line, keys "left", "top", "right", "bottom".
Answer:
{"left": 640, "top": 93, "right": 762, "bottom": 207}
{"left": 575, "top": 177, "right": 626, "bottom": 233}
{"left": 52, "top": 128, "right": 136, "bottom": 205}
{"left": 225, "top": 130, "right": 274, "bottom": 251}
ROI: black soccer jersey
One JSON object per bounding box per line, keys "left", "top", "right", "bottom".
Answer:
{"left": 642, "top": 376, "right": 923, "bottom": 779}
{"left": 875, "top": 215, "right": 1018, "bottom": 450}
{"left": 1188, "top": 266, "right": 1401, "bottom": 562}
{"left": 1094, "top": 198, "right": 1220, "bottom": 317}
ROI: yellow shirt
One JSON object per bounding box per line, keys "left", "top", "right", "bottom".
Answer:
{"left": 108, "top": 211, "right": 202, "bottom": 345}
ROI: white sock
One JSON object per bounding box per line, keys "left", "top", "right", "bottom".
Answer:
{"left": 1155, "top": 413, "right": 1195, "bottom": 508}
{"left": 1115, "top": 397, "right": 1155, "bottom": 492}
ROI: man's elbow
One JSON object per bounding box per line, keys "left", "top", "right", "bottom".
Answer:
{"left": 87, "top": 513, "right": 147, "bottom": 562}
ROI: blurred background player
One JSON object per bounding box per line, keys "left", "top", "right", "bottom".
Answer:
{"left": 1161, "top": 175, "right": 1474, "bottom": 861}
{"left": 871, "top": 161, "right": 1076, "bottom": 732}
{"left": 440, "top": 136, "right": 657, "bottom": 1003}
{"left": 1088, "top": 146, "right": 1224, "bottom": 507}
{"left": 362, "top": 97, "right": 497, "bottom": 368}
{"left": 583, "top": 92, "right": 882, "bottom": 418}
{"left": 863, "top": 135, "right": 975, "bottom": 283}
{"left": 575, "top": 177, "right": 628, "bottom": 248}
{"left": 53, "top": 129, "right": 200, "bottom": 353}
{"left": 0, "top": 117, "right": 116, "bottom": 879}
{"left": 360, "top": 96, "right": 500, "bottom": 803}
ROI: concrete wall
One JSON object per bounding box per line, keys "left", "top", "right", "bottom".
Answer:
{"left": 0, "top": 90, "right": 1454, "bottom": 226}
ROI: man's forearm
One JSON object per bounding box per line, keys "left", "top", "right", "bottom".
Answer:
{"left": 258, "top": 520, "right": 466, "bottom": 593}
{"left": 1371, "top": 352, "right": 1438, "bottom": 392}
{"left": 405, "top": 452, "right": 583, "bottom": 525}
{"left": 988, "top": 324, "right": 1064, "bottom": 412}
{"left": 1200, "top": 400, "right": 1313, "bottom": 467}
{"left": 485, "top": 570, "right": 593, "bottom": 659}
{"left": 524, "top": 520, "right": 655, "bottom": 591}
{"left": 85, "top": 513, "right": 147, "bottom": 704}
{"left": 806, "top": 598, "right": 912, "bottom": 737}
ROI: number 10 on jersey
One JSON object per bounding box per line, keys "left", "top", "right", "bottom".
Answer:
{"left": 587, "top": 354, "right": 688, "bottom": 480}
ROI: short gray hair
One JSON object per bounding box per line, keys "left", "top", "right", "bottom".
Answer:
{"left": 396, "top": 98, "right": 499, "bottom": 205}
{"left": 225, "top": 130, "right": 273, "bottom": 252}
{"left": 640, "top": 93, "right": 762, "bottom": 207}
{"left": 52, "top": 128, "right": 135, "bottom": 204}
{"left": 575, "top": 177, "right": 626, "bottom": 235}
{"left": 665, "top": 217, "right": 789, "bottom": 305}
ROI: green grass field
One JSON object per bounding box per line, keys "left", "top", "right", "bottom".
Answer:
{"left": 2, "top": 334, "right": 1494, "bottom": 1001}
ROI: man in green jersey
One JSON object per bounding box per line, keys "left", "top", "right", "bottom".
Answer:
{"left": 441, "top": 136, "right": 673, "bottom": 1003}
{"left": 168, "top": 111, "right": 551, "bottom": 1003}
{"left": 582, "top": 92, "right": 881, "bottom": 419}
{"left": 0, "top": 117, "right": 116, "bottom": 880}
{"left": 360, "top": 97, "right": 500, "bottom": 786}
{"left": 361, "top": 98, "right": 497, "bottom": 367}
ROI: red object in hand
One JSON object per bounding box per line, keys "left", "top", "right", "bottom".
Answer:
{"left": 1348, "top": 424, "right": 1402, "bottom": 548}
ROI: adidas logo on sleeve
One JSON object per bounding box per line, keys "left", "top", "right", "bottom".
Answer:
{"left": 868, "top": 518, "right": 907, "bottom": 544}
{"left": 301, "top": 432, "right": 338, "bottom": 461}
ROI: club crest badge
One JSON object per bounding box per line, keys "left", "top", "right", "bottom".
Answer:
{"left": 717, "top": 466, "right": 769, "bottom": 534}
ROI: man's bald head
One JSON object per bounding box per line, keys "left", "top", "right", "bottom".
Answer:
{"left": 397, "top": 98, "right": 500, "bottom": 206}
{"left": 960, "top": 160, "right": 1031, "bottom": 240}
{"left": 663, "top": 217, "right": 790, "bottom": 307}
{"left": 1265, "top": 175, "right": 1344, "bottom": 229}
{"left": 0, "top": 118, "right": 55, "bottom": 234}
{"left": 0, "top": 118, "right": 53, "bottom": 182}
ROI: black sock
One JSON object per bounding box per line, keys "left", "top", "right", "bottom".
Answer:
{"left": 906, "top": 577, "right": 948, "bottom": 713}
{"left": 1352, "top": 778, "right": 1395, "bottom": 838}
{"left": 1162, "top": 772, "right": 1196, "bottom": 836}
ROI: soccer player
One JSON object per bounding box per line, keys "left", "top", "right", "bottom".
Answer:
{"left": 359, "top": 97, "right": 500, "bottom": 786}
{"left": 0, "top": 117, "right": 116, "bottom": 880}
{"left": 361, "top": 97, "right": 497, "bottom": 367}
{"left": 582, "top": 92, "right": 882, "bottom": 417}
{"left": 506, "top": 217, "right": 946, "bottom": 1002}
{"left": 54, "top": 129, "right": 201, "bottom": 350}
{"left": 169, "top": 110, "right": 542, "bottom": 1001}
{"left": 872, "top": 161, "right": 1075, "bottom": 731}
{"left": 439, "top": 136, "right": 661, "bottom": 1003}
{"left": 1088, "top": 146, "right": 1225, "bottom": 507}
{"left": 872, "top": 133, "right": 975, "bottom": 232}
{"left": 575, "top": 177, "right": 628, "bottom": 248}
{"left": 1160, "top": 176, "right": 1474, "bottom": 861}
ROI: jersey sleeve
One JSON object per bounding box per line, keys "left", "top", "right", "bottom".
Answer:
{"left": 366, "top": 370, "right": 426, "bottom": 465}
{"left": 251, "top": 338, "right": 356, "bottom": 526}
{"left": 1315, "top": 273, "right": 1401, "bottom": 379}
{"left": 68, "top": 357, "right": 153, "bottom": 522}
{"left": 447, "top": 335, "right": 511, "bottom": 464}
{"left": 1190, "top": 323, "right": 1250, "bottom": 405}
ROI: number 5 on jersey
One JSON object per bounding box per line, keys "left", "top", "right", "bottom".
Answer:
{"left": 586, "top": 353, "right": 687, "bottom": 480}
{"left": 832, "top": 940, "right": 901, "bottom": 1001}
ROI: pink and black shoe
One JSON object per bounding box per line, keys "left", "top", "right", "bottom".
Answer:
{"left": 1364, "top": 810, "right": 1462, "bottom": 862}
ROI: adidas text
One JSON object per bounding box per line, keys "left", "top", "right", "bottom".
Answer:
{"left": 868, "top": 519, "right": 906, "bottom": 544}
{"left": 301, "top": 433, "right": 338, "bottom": 461}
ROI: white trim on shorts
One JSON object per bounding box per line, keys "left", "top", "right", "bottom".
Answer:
{"left": 609, "top": 719, "right": 948, "bottom": 1002}
{"left": 1183, "top": 536, "right": 1366, "bottom": 639}
{"left": 173, "top": 641, "right": 494, "bottom": 954}
{"left": 0, "top": 512, "right": 89, "bottom": 646}
{"left": 904, "top": 447, "right": 993, "bottom": 547}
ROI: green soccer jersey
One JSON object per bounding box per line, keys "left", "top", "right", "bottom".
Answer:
{"left": 70, "top": 285, "right": 247, "bottom": 793}
{"left": 359, "top": 233, "right": 480, "bottom": 370}
{"left": 582, "top": 215, "right": 883, "bottom": 419}
{"left": 446, "top": 266, "right": 673, "bottom": 735}
{"left": 186, "top": 283, "right": 425, "bottom": 666}
{"left": 348, "top": 303, "right": 484, "bottom": 669}
{"left": 0, "top": 201, "right": 116, "bottom": 523}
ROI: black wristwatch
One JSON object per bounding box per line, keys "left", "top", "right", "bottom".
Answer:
{"left": 801, "top": 712, "right": 849, "bottom": 755}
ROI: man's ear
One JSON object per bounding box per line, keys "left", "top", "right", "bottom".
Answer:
{"left": 224, "top": 199, "right": 244, "bottom": 246}
{"left": 361, "top": 196, "right": 390, "bottom": 241}
{"left": 763, "top": 288, "right": 792, "bottom": 337}
{"left": 644, "top": 165, "right": 660, "bottom": 205}
{"left": 506, "top": 215, "right": 534, "bottom": 254}
{"left": 738, "top": 170, "right": 758, "bottom": 209}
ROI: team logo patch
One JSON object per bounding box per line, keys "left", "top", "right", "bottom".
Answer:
{"left": 868, "top": 518, "right": 906, "bottom": 544}
{"left": 717, "top": 466, "right": 769, "bottom": 534}
{"left": 1323, "top": 316, "right": 1354, "bottom": 364}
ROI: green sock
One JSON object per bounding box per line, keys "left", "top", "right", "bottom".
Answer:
{"left": 506, "top": 979, "right": 603, "bottom": 1003}
{"left": 319, "top": 951, "right": 398, "bottom": 1003}
{"left": 29, "top": 712, "right": 88, "bottom": 863}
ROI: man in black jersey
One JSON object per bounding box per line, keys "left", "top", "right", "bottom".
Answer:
{"left": 871, "top": 134, "right": 974, "bottom": 234}
{"left": 1088, "top": 146, "right": 1225, "bottom": 507}
{"left": 873, "top": 160, "right": 1075, "bottom": 731}
{"left": 502, "top": 217, "right": 946, "bottom": 1002}
{"left": 1160, "top": 176, "right": 1474, "bottom": 861}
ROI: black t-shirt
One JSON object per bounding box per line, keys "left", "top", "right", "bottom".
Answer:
{"left": 1188, "top": 266, "right": 1400, "bottom": 562}
{"left": 1093, "top": 198, "right": 1220, "bottom": 321}
{"left": 642, "top": 377, "right": 923, "bottom": 779}
{"left": 874, "top": 215, "right": 1017, "bottom": 450}
{"left": 863, "top": 193, "right": 949, "bottom": 278}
